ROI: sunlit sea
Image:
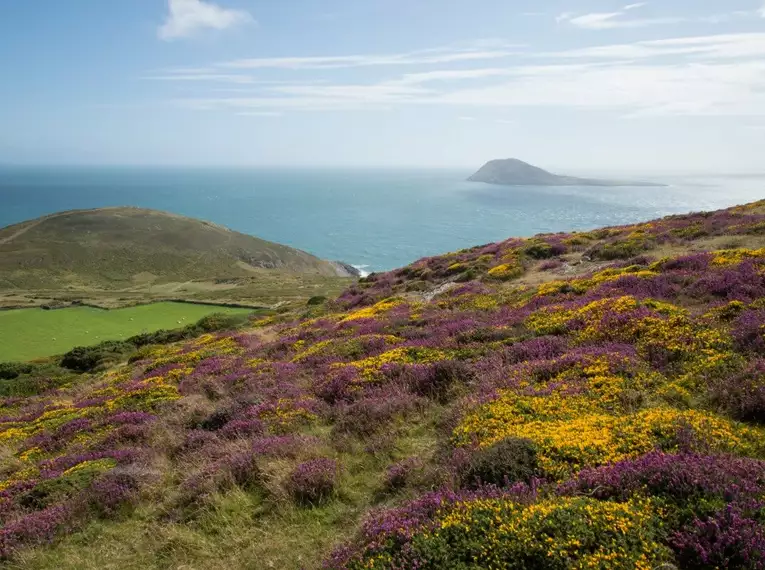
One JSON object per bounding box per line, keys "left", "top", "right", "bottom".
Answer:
{"left": 1, "top": 167, "right": 763, "bottom": 272}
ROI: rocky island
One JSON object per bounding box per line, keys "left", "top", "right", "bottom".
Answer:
{"left": 468, "top": 158, "right": 666, "bottom": 187}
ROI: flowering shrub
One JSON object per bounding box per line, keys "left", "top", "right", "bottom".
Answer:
{"left": 331, "top": 494, "right": 670, "bottom": 569}
{"left": 456, "top": 394, "right": 760, "bottom": 479}
{"left": 707, "top": 359, "right": 765, "bottom": 422}
{"left": 671, "top": 504, "right": 765, "bottom": 569}
{"left": 384, "top": 458, "right": 425, "bottom": 492}
{"left": 286, "top": 458, "right": 339, "bottom": 505}
{"left": 4, "top": 200, "right": 765, "bottom": 564}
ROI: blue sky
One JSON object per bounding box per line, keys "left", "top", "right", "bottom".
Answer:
{"left": 1, "top": 0, "right": 764, "bottom": 171}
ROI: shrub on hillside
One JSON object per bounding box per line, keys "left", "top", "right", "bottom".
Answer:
{"left": 332, "top": 390, "right": 423, "bottom": 438}
{"left": 195, "top": 312, "right": 251, "bottom": 332}
{"left": 0, "top": 362, "right": 73, "bottom": 397}
{"left": 588, "top": 238, "right": 653, "bottom": 261}
{"left": 732, "top": 309, "right": 765, "bottom": 354}
{"left": 60, "top": 341, "right": 133, "bottom": 372}
{"left": 461, "top": 438, "right": 539, "bottom": 488}
{"left": 671, "top": 504, "right": 765, "bottom": 570}
{"left": 384, "top": 458, "right": 425, "bottom": 492}
{"left": 393, "top": 359, "right": 473, "bottom": 402}
{"left": 180, "top": 451, "right": 262, "bottom": 503}
{"left": 521, "top": 240, "right": 556, "bottom": 260}
{"left": 0, "top": 362, "right": 35, "bottom": 380}
{"left": 708, "top": 360, "right": 765, "bottom": 423}
{"left": 539, "top": 259, "right": 563, "bottom": 271}
{"left": 287, "top": 458, "right": 339, "bottom": 505}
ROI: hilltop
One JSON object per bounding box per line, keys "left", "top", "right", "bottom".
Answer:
{"left": 0, "top": 208, "right": 355, "bottom": 309}
{"left": 0, "top": 207, "right": 354, "bottom": 287}
{"left": 3, "top": 201, "right": 765, "bottom": 569}
{"left": 468, "top": 158, "right": 666, "bottom": 187}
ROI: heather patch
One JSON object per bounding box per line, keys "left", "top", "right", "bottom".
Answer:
{"left": 6, "top": 200, "right": 765, "bottom": 568}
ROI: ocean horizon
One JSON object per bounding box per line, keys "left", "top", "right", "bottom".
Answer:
{"left": 1, "top": 166, "right": 763, "bottom": 272}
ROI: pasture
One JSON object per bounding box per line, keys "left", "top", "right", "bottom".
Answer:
{"left": 0, "top": 302, "right": 253, "bottom": 362}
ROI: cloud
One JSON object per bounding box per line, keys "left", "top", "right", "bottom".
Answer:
{"left": 553, "top": 33, "right": 765, "bottom": 60}
{"left": 158, "top": 0, "right": 253, "bottom": 41}
{"left": 760, "top": 1, "right": 765, "bottom": 17}
{"left": 431, "top": 60, "right": 765, "bottom": 117}
{"left": 220, "top": 47, "right": 518, "bottom": 70}
{"left": 393, "top": 67, "right": 514, "bottom": 85}
{"left": 162, "top": 33, "right": 765, "bottom": 118}
{"left": 558, "top": 4, "right": 755, "bottom": 30}
{"left": 174, "top": 57, "right": 765, "bottom": 117}
{"left": 560, "top": 10, "right": 683, "bottom": 30}
{"left": 458, "top": 116, "right": 476, "bottom": 121}
{"left": 146, "top": 73, "right": 258, "bottom": 84}
{"left": 556, "top": 2, "right": 684, "bottom": 30}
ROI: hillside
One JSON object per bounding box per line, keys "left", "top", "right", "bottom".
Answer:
{"left": 468, "top": 158, "right": 666, "bottom": 187}
{"left": 3, "top": 201, "right": 765, "bottom": 569}
{"left": 0, "top": 208, "right": 354, "bottom": 289}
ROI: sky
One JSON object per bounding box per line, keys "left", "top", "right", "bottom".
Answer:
{"left": 1, "top": 0, "right": 765, "bottom": 172}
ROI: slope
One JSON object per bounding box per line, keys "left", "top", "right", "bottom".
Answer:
{"left": 0, "top": 207, "right": 352, "bottom": 289}
{"left": 3, "top": 201, "right": 765, "bottom": 569}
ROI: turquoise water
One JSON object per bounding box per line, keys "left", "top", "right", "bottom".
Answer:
{"left": 1, "top": 167, "right": 763, "bottom": 271}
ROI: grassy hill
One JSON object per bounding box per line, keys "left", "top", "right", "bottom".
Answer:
{"left": 3, "top": 201, "right": 765, "bottom": 569}
{"left": 0, "top": 207, "right": 349, "bottom": 289}
{"left": 0, "top": 207, "right": 353, "bottom": 312}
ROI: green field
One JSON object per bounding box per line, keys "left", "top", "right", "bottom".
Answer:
{"left": 0, "top": 302, "right": 254, "bottom": 362}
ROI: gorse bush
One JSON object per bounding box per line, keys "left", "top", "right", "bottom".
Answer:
{"left": 332, "top": 494, "right": 671, "bottom": 569}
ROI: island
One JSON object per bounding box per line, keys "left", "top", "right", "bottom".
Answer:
{"left": 468, "top": 158, "right": 666, "bottom": 187}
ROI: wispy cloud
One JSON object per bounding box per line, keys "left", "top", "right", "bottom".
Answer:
{"left": 220, "top": 46, "right": 519, "bottom": 70}
{"left": 558, "top": 4, "right": 755, "bottom": 30}
{"left": 146, "top": 73, "right": 258, "bottom": 84}
{"left": 557, "top": 3, "right": 683, "bottom": 30}
{"left": 160, "top": 32, "right": 765, "bottom": 118}
{"left": 158, "top": 0, "right": 253, "bottom": 41}
{"left": 760, "top": 1, "right": 765, "bottom": 17}
{"left": 553, "top": 33, "right": 765, "bottom": 60}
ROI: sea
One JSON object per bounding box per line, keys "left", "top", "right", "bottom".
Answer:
{"left": 1, "top": 166, "right": 763, "bottom": 273}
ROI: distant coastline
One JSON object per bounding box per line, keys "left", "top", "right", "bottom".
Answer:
{"left": 1, "top": 166, "right": 757, "bottom": 273}
{"left": 468, "top": 158, "right": 667, "bottom": 188}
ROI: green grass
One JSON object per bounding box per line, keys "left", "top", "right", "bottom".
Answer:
{"left": 0, "top": 302, "right": 253, "bottom": 362}
{"left": 10, "top": 410, "right": 443, "bottom": 570}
